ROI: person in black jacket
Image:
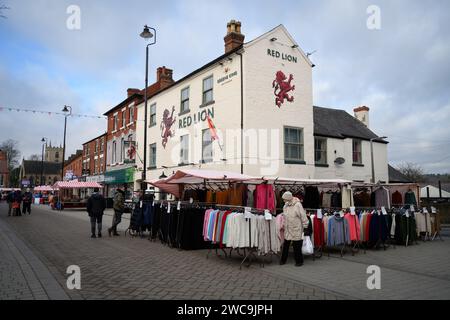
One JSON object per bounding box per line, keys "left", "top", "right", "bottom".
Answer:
{"left": 87, "top": 188, "right": 106, "bottom": 238}
{"left": 22, "top": 188, "right": 33, "bottom": 215}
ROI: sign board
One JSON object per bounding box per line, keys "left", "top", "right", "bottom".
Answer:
{"left": 350, "top": 207, "right": 356, "bottom": 216}
{"left": 123, "top": 140, "right": 136, "bottom": 164}
{"left": 317, "top": 209, "right": 323, "bottom": 219}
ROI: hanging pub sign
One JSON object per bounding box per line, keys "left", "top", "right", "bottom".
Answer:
{"left": 178, "top": 107, "right": 215, "bottom": 129}
{"left": 123, "top": 140, "right": 136, "bottom": 164}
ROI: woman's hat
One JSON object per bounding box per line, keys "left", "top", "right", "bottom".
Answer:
{"left": 282, "top": 191, "right": 293, "bottom": 201}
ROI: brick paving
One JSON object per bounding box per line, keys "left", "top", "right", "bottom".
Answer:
{"left": 1, "top": 202, "right": 449, "bottom": 300}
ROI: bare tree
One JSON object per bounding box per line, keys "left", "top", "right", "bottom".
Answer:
{"left": 0, "top": 139, "right": 21, "bottom": 171}
{"left": 397, "top": 162, "right": 425, "bottom": 182}
{"left": 28, "top": 154, "right": 41, "bottom": 161}
{"left": 0, "top": 3, "right": 9, "bottom": 19}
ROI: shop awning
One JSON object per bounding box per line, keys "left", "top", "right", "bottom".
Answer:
{"left": 243, "top": 176, "right": 353, "bottom": 186}
{"left": 34, "top": 185, "right": 54, "bottom": 191}
{"left": 147, "top": 174, "right": 182, "bottom": 198}
{"left": 53, "top": 180, "right": 103, "bottom": 189}
{"left": 164, "top": 169, "right": 255, "bottom": 185}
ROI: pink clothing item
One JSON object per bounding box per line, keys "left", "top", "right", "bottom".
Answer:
{"left": 255, "top": 184, "right": 276, "bottom": 211}
{"left": 275, "top": 213, "right": 285, "bottom": 243}
{"left": 344, "top": 213, "right": 361, "bottom": 241}
{"left": 203, "top": 209, "right": 213, "bottom": 241}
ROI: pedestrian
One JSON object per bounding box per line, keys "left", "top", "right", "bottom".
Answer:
{"left": 108, "top": 184, "right": 126, "bottom": 236}
{"left": 22, "top": 188, "right": 33, "bottom": 215}
{"left": 13, "top": 190, "right": 23, "bottom": 216}
{"left": 6, "top": 190, "right": 14, "bottom": 216}
{"left": 279, "top": 191, "right": 309, "bottom": 267}
{"left": 86, "top": 187, "right": 106, "bottom": 238}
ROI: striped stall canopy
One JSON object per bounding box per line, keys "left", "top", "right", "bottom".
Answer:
{"left": 34, "top": 185, "right": 54, "bottom": 191}
{"left": 53, "top": 180, "right": 103, "bottom": 189}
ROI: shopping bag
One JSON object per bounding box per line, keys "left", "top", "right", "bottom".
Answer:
{"left": 302, "top": 236, "right": 314, "bottom": 255}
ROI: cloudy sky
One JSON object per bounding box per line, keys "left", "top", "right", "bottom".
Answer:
{"left": 0, "top": 0, "right": 449, "bottom": 173}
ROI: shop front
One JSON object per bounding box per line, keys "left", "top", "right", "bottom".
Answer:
{"left": 104, "top": 167, "right": 135, "bottom": 202}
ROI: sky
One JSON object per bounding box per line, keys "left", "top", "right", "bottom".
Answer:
{"left": 0, "top": 0, "right": 449, "bottom": 173}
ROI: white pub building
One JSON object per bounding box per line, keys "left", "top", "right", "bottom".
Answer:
{"left": 135, "top": 21, "right": 389, "bottom": 190}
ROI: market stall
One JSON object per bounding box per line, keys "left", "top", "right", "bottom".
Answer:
{"left": 52, "top": 180, "right": 103, "bottom": 209}
{"left": 33, "top": 185, "right": 55, "bottom": 204}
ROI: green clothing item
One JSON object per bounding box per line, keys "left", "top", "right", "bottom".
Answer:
{"left": 405, "top": 191, "right": 417, "bottom": 205}
{"left": 113, "top": 190, "right": 125, "bottom": 212}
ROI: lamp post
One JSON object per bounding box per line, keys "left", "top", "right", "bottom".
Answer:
{"left": 40, "top": 137, "right": 47, "bottom": 186}
{"left": 140, "top": 25, "right": 156, "bottom": 191}
{"left": 61, "top": 105, "right": 72, "bottom": 181}
{"left": 370, "top": 136, "right": 387, "bottom": 183}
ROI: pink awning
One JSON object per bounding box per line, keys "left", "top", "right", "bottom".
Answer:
{"left": 147, "top": 176, "right": 181, "bottom": 198}
{"left": 34, "top": 185, "right": 54, "bottom": 191}
{"left": 164, "top": 169, "right": 255, "bottom": 185}
{"left": 53, "top": 180, "right": 103, "bottom": 189}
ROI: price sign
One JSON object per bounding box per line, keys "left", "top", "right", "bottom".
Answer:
{"left": 177, "top": 201, "right": 181, "bottom": 211}
{"left": 381, "top": 207, "right": 388, "bottom": 216}
{"left": 244, "top": 208, "right": 252, "bottom": 219}
{"left": 167, "top": 203, "right": 171, "bottom": 213}
{"left": 350, "top": 207, "right": 356, "bottom": 216}
{"left": 264, "top": 209, "right": 272, "bottom": 220}
{"left": 317, "top": 209, "right": 323, "bottom": 219}
{"left": 431, "top": 206, "right": 437, "bottom": 214}
{"left": 410, "top": 205, "right": 415, "bottom": 212}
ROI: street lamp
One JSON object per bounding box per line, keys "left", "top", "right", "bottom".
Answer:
{"left": 40, "top": 137, "right": 47, "bottom": 186}
{"left": 61, "top": 105, "right": 72, "bottom": 181}
{"left": 370, "top": 136, "right": 388, "bottom": 183}
{"left": 140, "top": 25, "right": 156, "bottom": 191}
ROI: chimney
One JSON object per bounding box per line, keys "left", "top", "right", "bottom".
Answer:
{"left": 224, "top": 20, "right": 245, "bottom": 53}
{"left": 157, "top": 66, "right": 174, "bottom": 89}
{"left": 127, "top": 88, "right": 141, "bottom": 97}
{"left": 353, "top": 106, "right": 370, "bottom": 127}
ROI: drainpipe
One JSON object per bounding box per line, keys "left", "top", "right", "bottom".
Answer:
{"left": 236, "top": 50, "right": 244, "bottom": 174}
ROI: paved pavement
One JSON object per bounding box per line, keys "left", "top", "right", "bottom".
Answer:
{"left": 0, "top": 202, "right": 449, "bottom": 300}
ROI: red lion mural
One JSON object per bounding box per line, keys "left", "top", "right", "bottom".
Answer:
{"left": 160, "top": 106, "right": 176, "bottom": 149}
{"left": 272, "top": 70, "right": 295, "bottom": 108}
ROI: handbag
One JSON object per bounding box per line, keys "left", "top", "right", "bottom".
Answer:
{"left": 302, "top": 235, "right": 314, "bottom": 255}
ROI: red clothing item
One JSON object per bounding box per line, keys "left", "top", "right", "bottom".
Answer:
{"left": 313, "top": 217, "right": 325, "bottom": 247}
{"left": 344, "top": 213, "right": 361, "bottom": 241}
{"left": 255, "top": 184, "right": 275, "bottom": 211}
{"left": 219, "top": 211, "right": 232, "bottom": 248}
{"left": 392, "top": 191, "right": 403, "bottom": 206}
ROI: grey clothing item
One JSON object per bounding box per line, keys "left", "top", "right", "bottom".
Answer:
{"left": 328, "top": 215, "right": 351, "bottom": 246}
{"left": 374, "top": 187, "right": 390, "bottom": 209}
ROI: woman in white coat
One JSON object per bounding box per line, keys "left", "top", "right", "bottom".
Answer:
{"left": 280, "top": 191, "right": 309, "bottom": 266}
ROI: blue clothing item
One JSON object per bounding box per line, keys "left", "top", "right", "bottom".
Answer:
{"left": 207, "top": 210, "right": 219, "bottom": 241}
{"left": 327, "top": 215, "right": 351, "bottom": 246}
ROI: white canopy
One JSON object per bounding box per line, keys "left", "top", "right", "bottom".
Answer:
{"left": 421, "top": 185, "right": 450, "bottom": 198}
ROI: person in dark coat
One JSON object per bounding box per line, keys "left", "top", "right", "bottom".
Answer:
{"left": 108, "top": 185, "right": 126, "bottom": 237}
{"left": 13, "top": 190, "right": 23, "bottom": 216}
{"left": 22, "top": 188, "right": 33, "bottom": 215}
{"left": 86, "top": 188, "right": 106, "bottom": 238}
{"left": 6, "top": 191, "right": 14, "bottom": 216}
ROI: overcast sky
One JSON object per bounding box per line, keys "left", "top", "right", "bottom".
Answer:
{"left": 0, "top": 0, "right": 449, "bottom": 173}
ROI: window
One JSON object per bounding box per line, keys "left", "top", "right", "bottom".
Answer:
{"left": 113, "top": 115, "right": 118, "bottom": 131}
{"left": 122, "top": 110, "right": 126, "bottom": 128}
{"left": 284, "top": 127, "right": 304, "bottom": 163}
{"left": 55, "top": 152, "right": 59, "bottom": 159}
{"left": 202, "top": 129, "right": 213, "bottom": 163}
{"left": 149, "top": 143, "right": 156, "bottom": 168}
{"left": 180, "top": 135, "right": 189, "bottom": 164}
{"left": 314, "top": 138, "right": 327, "bottom": 165}
{"left": 180, "top": 87, "right": 190, "bottom": 113}
{"left": 353, "top": 139, "right": 362, "bottom": 164}
{"left": 112, "top": 141, "right": 117, "bottom": 163}
{"left": 202, "top": 75, "right": 214, "bottom": 104}
{"left": 100, "top": 138, "right": 104, "bottom": 152}
{"left": 95, "top": 140, "right": 98, "bottom": 154}
{"left": 129, "top": 106, "right": 134, "bottom": 124}
{"left": 150, "top": 103, "right": 156, "bottom": 127}
{"left": 121, "top": 137, "right": 125, "bottom": 162}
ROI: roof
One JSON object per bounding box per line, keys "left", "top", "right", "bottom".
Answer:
{"left": 388, "top": 165, "right": 412, "bottom": 183}
{"left": 83, "top": 132, "right": 107, "bottom": 146}
{"left": 23, "top": 160, "right": 62, "bottom": 175}
{"left": 420, "top": 185, "right": 450, "bottom": 198}
{"left": 103, "top": 93, "right": 143, "bottom": 116}
{"left": 66, "top": 150, "right": 83, "bottom": 165}
{"left": 313, "top": 106, "right": 387, "bottom": 142}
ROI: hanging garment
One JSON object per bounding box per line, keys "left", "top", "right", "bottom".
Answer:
{"left": 255, "top": 184, "right": 276, "bottom": 211}
{"left": 313, "top": 216, "right": 324, "bottom": 247}
{"left": 354, "top": 192, "right": 371, "bottom": 207}
{"left": 430, "top": 213, "right": 441, "bottom": 235}
{"left": 215, "top": 190, "right": 230, "bottom": 205}
{"left": 344, "top": 213, "right": 361, "bottom": 241}
{"left": 322, "top": 192, "right": 332, "bottom": 208}
{"left": 405, "top": 191, "right": 417, "bottom": 205}
{"left": 275, "top": 213, "right": 285, "bottom": 243}
{"left": 368, "top": 213, "right": 389, "bottom": 244}
{"left": 390, "top": 214, "right": 396, "bottom": 237}
{"left": 327, "top": 215, "right": 351, "bottom": 246}
{"left": 375, "top": 187, "right": 391, "bottom": 209}
{"left": 229, "top": 184, "right": 246, "bottom": 206}
{"left": 331, "top": 192, "right": 342, "bottom": 208}
{"left": 341, "top": 186, "right": 354, "bottom": 209}
{"left": 303, "top": 186, "right": 320, "bottom": 209}
{"left": 206, "top": 190, "right": 215, "bottom": 203}
{"left": 391, "top": 191, "right": 403, "bottom": 206}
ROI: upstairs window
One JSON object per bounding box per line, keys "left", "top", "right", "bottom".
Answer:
{"left": 202, "top": 75, "right": 214, "bottom": 104}
{"left": 180, "top": 87, "right": 190, "bottom": 113}
{"left": 150, "top": 103, "right": 157, "bottom": 127}
{"left": 353, "top": 139, "right": 362, "bottom": 164}
{"left": 314, "top": 138, "right": 327, "bottom": 165}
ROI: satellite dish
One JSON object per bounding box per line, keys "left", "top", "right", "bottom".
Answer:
{"left": 334, "top": 157, "right": 345, "bottom": 165}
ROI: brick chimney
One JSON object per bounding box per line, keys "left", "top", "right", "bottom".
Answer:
{"left": 127, "top": 88, "right": 141, "bottom": 97}
{"left": 353, "top": 106, "right": 370, "bottom": 127}
{"left": 157, "top": 66, "right": 174, "bottom": 89}
{"left": 224, "top": 20, "right": 245, "bottom": 53}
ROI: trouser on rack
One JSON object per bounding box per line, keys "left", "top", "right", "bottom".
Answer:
{"left": 280, "top": 239, "right": 304, "bottom": 266}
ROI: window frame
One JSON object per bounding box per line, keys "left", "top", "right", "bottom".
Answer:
{"left": 180, "top": 86, "right": 190, "bottom": 114}
{"left": 314, "top": 137, "right": 328, "bottom": 165}
{"left": 202, "top": 75, "right": 214, "bottom": 105}
{"left": 202, "top": 129, "right": 213, "bottom": 163}
{"left": 352, "top": 139, "right": 362, "bottom": 165}
{"left": 121, "top": 110, "right": 126, "bottom": 128}
{"left": 283, "top": 126, "right": 305, "bottom": 164}
{"left": 129, "top": 106, "right": 134, "bottom": 124}
{"left": 149, "top": 103, "right": 157, "bottom": 127}
{"left": 112, "top": 141, "right": 117, "bottom": 163}
{"left": 180, "top": 134, "right": 189, "bottom": 165}
{"left": 149, "top": 143, "right": 157, "bottom": 168}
